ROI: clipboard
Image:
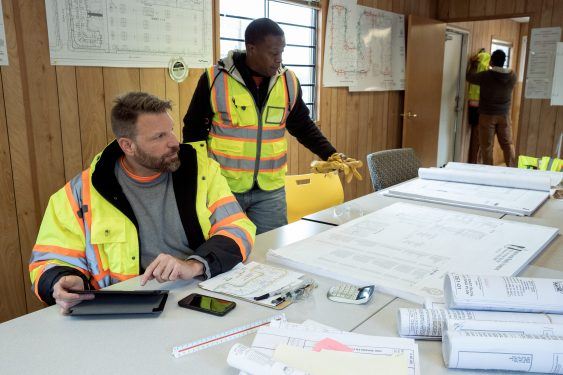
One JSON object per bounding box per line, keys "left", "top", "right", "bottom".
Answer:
{"left": 67, "top": 290, "right": 169, "bottom": 315}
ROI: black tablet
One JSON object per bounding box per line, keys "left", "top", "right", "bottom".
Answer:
{"left": 67, "top": 290, "right": 169, "bottom": 315}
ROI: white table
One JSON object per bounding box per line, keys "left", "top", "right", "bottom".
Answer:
{"left": 0, "top": 219, "right": 397, "bottom": 375}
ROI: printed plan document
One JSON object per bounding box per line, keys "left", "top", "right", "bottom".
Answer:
{"left": 444, "top": 273, "right": 563, "bottom": 313}
{"left": 267, "top": 203, "right": 558, "bottom": 304}
{"left": 442, "top": 319, "right": 563, "bottom": 372}
{"left": 445, "top": 162, "right": 563, "bottom": 187}
{"left": 382, "top": 167, "right": 551, "bottom": 216}
{"left": 397, "top": 308, "right": 563, "bottom": 339}
{"left": 248, "top": 325, "right": 419, "bottom": 375}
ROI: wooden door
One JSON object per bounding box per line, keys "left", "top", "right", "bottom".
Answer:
{"left": 402, "top": 15, "right": 446, "bottom": 167}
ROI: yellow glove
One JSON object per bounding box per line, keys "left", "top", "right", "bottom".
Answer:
{"left": 310, "top": 153, "right": 363, "bottom": 183}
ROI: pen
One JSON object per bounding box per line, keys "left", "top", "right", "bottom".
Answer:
{"left": 253, "top": 281, "right": 303, "bottom": 301}
{"left": 270, "top": 282, "right": 314, "bottom": 306}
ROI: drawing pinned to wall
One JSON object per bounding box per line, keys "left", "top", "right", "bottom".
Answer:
{"left": 0, "top": 0, "right": 8, "bottom": 65}
{"left": 44, "top": 0, "right": 212, "bottom": 68}
{"left": 322, "top": 0, "right": 405, "bottom": 91}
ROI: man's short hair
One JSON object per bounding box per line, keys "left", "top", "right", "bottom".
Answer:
{"left": 111, "top": 92, "right": 172, "bottom": 139}
{"left": 245, "top": 18, "right": 284, "bottom": 45}
{"left": 491, "top": 49, "right": 506, "bottom": 67}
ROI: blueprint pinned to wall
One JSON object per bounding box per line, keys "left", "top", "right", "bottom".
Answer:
{"left": 322, "top": 0, "right": 405, "bottom": 91}
{"left": 44, "top": 0, "right": 213, "bottom": 68}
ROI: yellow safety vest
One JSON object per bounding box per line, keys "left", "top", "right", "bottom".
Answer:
{"left": 30, "top": 141, "right": 255, "bottom": 301}
{"left": 518, "top": 155, "right": 563, "bottom": 171}
{"left": 467, "top": 51, "right": 491, "bottom": 104}
{"left": 207, "top": 65, "right": 298, "bottom": 193}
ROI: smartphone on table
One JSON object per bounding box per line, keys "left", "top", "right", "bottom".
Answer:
{"left": 178, "top": 293, "right": 236, "bottom": 316}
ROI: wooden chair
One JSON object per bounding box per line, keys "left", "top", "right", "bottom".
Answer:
{"left": 285, "top": 172, "right": 344, "bottom": 223}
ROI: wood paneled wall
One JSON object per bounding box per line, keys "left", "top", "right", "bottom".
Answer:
{"left": 449, "top": 18, "right": 524, "bottom": 165}
{"left": 438, "top": 0, "right": 563, "bottom": 162}
{"left": 0, "top": 0, "right": 440, "bottom": 322}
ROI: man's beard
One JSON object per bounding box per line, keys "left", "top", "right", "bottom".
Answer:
{"left": 134, "top": 146, "right": 181, "bottom": 172}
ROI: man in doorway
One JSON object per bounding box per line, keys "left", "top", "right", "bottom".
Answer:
{"left": 466, "top": 49, "right": 490, "bottom": 164}
{"left": 183, "top": 18, "right": 357, "bottom": 234}
{"left": 29, "top": 92, "right": 255, "bottom": 313}
{"left": 466, "top": 49, "right": 516, "bottom": 167}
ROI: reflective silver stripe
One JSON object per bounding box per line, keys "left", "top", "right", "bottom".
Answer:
{"left": 30, "top": 251, "right": 89, "bottom": 270}
{"left": 211, "top": 151, "right": 287, "bottom": 171}
{"left": 218, "top": 225, "right": 253, "bottom": 259}
{"left": 285, "top": 70, "right": 298, "bottom": 110}
{"left": 546, "top": 158, "right": 554, "bottom": 171}
{"left": 210, "top": 201, "right": 244, "bottom": 226}
{"left": 209, "top": 68, "right": 232, "bottom": 125}
{"left": 69, "top": 172, "right": 103, "bottom": 277}
{"left": 210, "top": 123, "right": 285, "bottom": 140}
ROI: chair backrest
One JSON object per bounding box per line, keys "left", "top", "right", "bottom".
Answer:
{"left": 366, "top": 148, "right": 421, "bottom": 191}
{"left": 285, "top": 172, "right": 344, "bottom": 223}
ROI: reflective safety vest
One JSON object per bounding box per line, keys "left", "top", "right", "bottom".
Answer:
{"left": 29, "top": 141, "right": 255, "bottom": 302}
{"left": 468, "top": 51, "right": 491, "bottom": 104}
{"left": 207, "top": 65, "right": 299, "bottom": 193}
{"left": 518, "top": 155, "right": 563, "bottom": 171}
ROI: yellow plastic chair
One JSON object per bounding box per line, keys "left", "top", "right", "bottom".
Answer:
{"left": 285, "top": 172, "right": 344, "bottom": 223}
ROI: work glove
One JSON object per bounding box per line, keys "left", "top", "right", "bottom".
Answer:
{"left": 310, "top": 152, "right": 363, "bottom": 183}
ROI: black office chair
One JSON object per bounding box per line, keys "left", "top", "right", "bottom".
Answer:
{"left": 366, "top": 148, "right": 421, "bottom": 191}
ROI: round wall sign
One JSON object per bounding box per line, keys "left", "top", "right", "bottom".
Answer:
{"left": 168, "top": 57, "right": 189, "bottom": 83}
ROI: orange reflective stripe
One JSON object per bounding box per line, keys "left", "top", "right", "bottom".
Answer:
{"left": 223, "top": 72, "right": 233, "bottom": 122}
{"left": 210, "top": 212, "right": 246, "bottom": 234}
{"left": 211, "top": 121, "right": 285, "bottom": 131}
{"left": 215, "top": 229, "right": 248, "bottom": 262}
{"left": 210, "top": 133, "right": 285, "bottom": 144}
{"left": 33, "top": 244, "right": 84, "bottom": 258}
{"left": 208, "top": 195, "right": 237, "bottom": 213}
{"left": 111, "top": 272, "right": 136, "bottom": 281}
{"left": 82, "top": 168, "right": 106, "bottom": 277}
{"left": 281, "top": 74, "right": 289, "bottom": 123}
{"left": 289, "top": 71, "right": 298, "bottom": 110}
{"left": 210, "top": 68, "right": 220, "bottom": 118}
{"left": 211, "top": 148, "right": 285, "bottom": 161}
{"left": 64, "top": 183, "right": 85, "bottom": 237}
{"left": 220, "top": 163, "right": 287, "bottom": 173}
{"left": 29, "top": 260, "right": 49, "bottom": 273}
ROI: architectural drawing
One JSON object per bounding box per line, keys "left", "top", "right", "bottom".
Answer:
{"left": 45, "top": 0, "right": 212, "bottom": 68}
{"left": 323, "top": 0, "right": 405, "bottom": 90}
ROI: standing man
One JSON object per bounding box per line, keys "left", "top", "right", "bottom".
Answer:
{"left": 466, "top": 49, "right": 490, "bottom": 164}
{"left": 30, "top": 92, "right": 255, "bottom": 312}
{"left": 183, "top": 18, "right": 350, "bottom": 234}
{"left": 466, "top": 49, "right": 516, "bottom": 167}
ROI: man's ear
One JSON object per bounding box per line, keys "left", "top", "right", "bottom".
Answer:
{"left": 117, "top": 137, "right": 135, "bottom": 156}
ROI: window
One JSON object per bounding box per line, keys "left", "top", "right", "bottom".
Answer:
{"left": 491, "top": 39, "right": 513, "bottom": 69}
{"left": 219, "top": 0, "right": 319, "bottom": 119}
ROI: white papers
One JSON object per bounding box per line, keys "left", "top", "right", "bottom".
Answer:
{"left": 268, "top": 203, "right": 558, "bottom": 304}
{"left": 44, "top": 0, "right": 213, "bottom": 68}
{"left": 273, "top": 344, "right": 408, "bottom": 375}
{"left": 525, "top": 27, "right": 562, "bottom": 99}
{"left": 383, "top": 167, "right": 551, "bottom": 216}
{"left": 444, "top": 273, "right": 563, "bottom": 313}
{"left": 249, "top": 325, "right": 419, "bottom": 375}
{"left": 419, "top": 167, "right": 551, "bottom": 191}
{"left": 397, "top": 308, "right": 561, "bottom": 340}
{"left": 227, "top": 343, "right": 307, "bottom": 375}
{"left": 322, "top": 0, "right": 405, "bottom": 91}
{"left": 0, "top": 1, "right": 8, "bottom": 66}
{"left": 199, "top": 262, "right": 303, "bottom": 308}
{"left": 443, "top": 325, "right": 563, "bottom": 372}
{"left": 445, "top": 162, "right": 563, "bottom": 187}
{"left": 444, "top": 319, "right": 563, "bottom": 336}
{"left": 551, "top": 42, "right": 563, "bottom": 105}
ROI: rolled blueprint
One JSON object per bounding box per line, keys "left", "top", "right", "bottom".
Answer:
{"left": 443, "top": 318, "right": 563, "bottom": 337}
{"left": 227, "top": 343, "right": 308, "bottom": 375}
{"left": 397, "top": 308, "right": 562, "bottom": 339}
{"left": 444, "top": 273, "right": 563, "bottom": 313}
{"left": 442, "top": 329, "right": 563, "bottom": 372}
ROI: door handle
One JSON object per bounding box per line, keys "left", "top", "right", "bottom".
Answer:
{"left": 400, "top": 111, "right": 418, "bottom": 119}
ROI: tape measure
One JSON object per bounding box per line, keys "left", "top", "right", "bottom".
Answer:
{"left": 172, "top": 314, "right": 285, "bottom": 358}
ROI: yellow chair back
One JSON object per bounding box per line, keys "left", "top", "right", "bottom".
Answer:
{"left": 285, "top": 172, "right": 344, "bottom": 223}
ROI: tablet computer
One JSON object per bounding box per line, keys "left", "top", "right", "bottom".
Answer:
{"left": 67, "top": 290, "right": 169, "bottom": 315}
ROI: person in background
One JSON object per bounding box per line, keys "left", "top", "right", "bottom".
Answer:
{"left": 466, "top": 48, "right": 490, "bottom": 164}
{"left": 29, "top": 92, "right": 255, "bottom": 313}
{"left": 183, "top": 18, "right": 359, "bottom": 234}
{"left": 466, "top": 49, "right": 516, "bottom": 167}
